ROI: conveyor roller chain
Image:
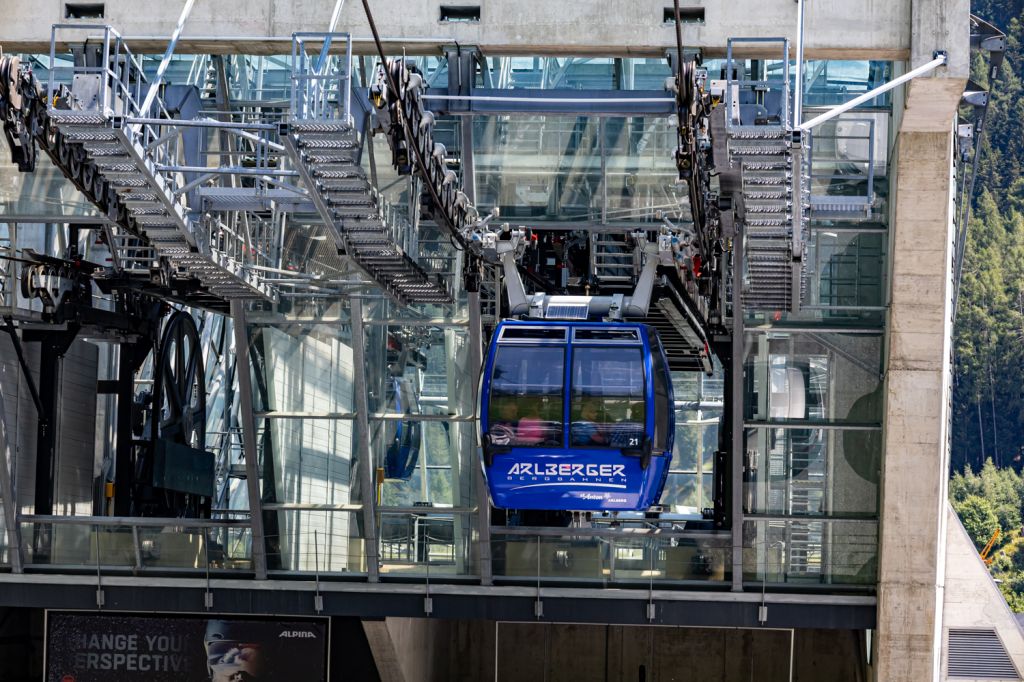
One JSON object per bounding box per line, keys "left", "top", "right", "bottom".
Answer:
{"left": 0, "top": 31, "right": 273, "bottom": 309}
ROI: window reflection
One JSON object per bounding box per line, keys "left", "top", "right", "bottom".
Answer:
{"left": 488, "top": 346, "right": 564, "bottom": 447}
{"left": 570, "top": 347, "right": 645, "bottom": 448}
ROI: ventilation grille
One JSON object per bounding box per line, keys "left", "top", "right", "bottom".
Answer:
{"left": 948, "top": 629, "right": 1020, "bottom": 679}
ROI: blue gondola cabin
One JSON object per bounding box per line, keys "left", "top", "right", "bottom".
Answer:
{"left": 479, "top": 321, "right": 675, "bottom": 511}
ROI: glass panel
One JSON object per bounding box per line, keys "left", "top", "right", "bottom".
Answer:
{"left": 21, "top": 523, "right": 133, "bottom": 568}
{"left": 17, "top": 521, "right": 255, "bottom": 572}
{"left": 745, "top": 332, "right": 884, "bottom": 424}
{"left": 378, "top": 511, "right": 477, "bottom": 577}
{"left": 802, "top": 60, "right": 893, "bottom": 107}
{"left": 806, "top": 230, "right": 886, "bottom": 309}
{"left": 663, "top": 367, "right": 723, "bottom": 509}
{"left": 661, "top": 473, "right": 702, "bottom": 509}
{"left": 0, "top": 150, "right": 101, "bottom": 218}
{"left": 807, "top": 112, "right": 890, "bottom": 197}
{"left": 472, "top": 115, "right": 679, "bottom": 223}
{"left": 379, "top": 419, "right": 457, "bottom": 507}
{"left": 480, "top": 57, "right": 671, "bottom": 90}
{"left": 570, "top": 347, "right": 645, "bottom": 447}
{"left": 492, "top": 533, "right": 731, "bottom": 583}
{"left": 489, "top": 346, "right": 564, "bottom": 447}
{"left": 266, "top": 510, "right": 365, "bottom": 574}
{"left": 745, "top": 427, "right": 881, "bottom": 517}
{"left": 137, "top": 526, "right": 252, "bottom": 570}
{"left": 742, "top": 519, "right": 878, "bottom": 586}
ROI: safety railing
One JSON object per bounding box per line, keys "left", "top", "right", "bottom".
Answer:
{"left": 264, "top": 509, "right": 368, "bottom": 575}
{"left": 806, "top": 115, "right": 878, "bottom": 214}
{"left": 19, "top": 515, "right": 254, "bottom": 572}
{"left": 742, "top": 517, "right": 878, "bottom": 586}
{"left": 378, "top": 510, "right": 477, "bottom": 578}
{"left": 48, "top": 24, "right": 148, "bottom": 120}
{"left": 290, "top": 32, "right": 354, "bottom": 125}
{"left": 491, "top": 528, "right": 732, "bottom": 585}
{"left": 724, "top": 37, "right": 791, "bottom": 130}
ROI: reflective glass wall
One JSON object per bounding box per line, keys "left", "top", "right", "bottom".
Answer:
{"left": 738, "top": 59, "right": 895, "bottom": 588}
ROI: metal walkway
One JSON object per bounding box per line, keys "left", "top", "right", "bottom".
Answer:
{"left": 45, "top": 25, "right": 272, "bottom": 303}
{"left": 282, "top": 34, "right": 452, "bottom": 306}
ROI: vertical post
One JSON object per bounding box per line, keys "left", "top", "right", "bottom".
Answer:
{"left": 461, "top": 114, "right": 477, "bottom": 205}
{"left": 350, "top": 298, "right": 380, "bottom": 581}
{"left": 94, "top": 523, "right": 104, "bottom": 608}
{"left": 0, "top": 369, "right": 23, "bottom": 572}
{"left": 34, "top": 344, "right": 60, "bottom": 519}
{"left": 114, "top": 342, "right": 146, "bottom": 516}
{"left": 731, "top": 235, "right": 745, "bottom": 592}
{"left": 131, "top": 525, "right": 142, "bottom": 570}
{"left": 600, "top": 117, "right": 608, "bottom": 225}
{"left": 315, "top": 0, "right": 347, "bottom": 73}
{"left": 229, "top": 300, "right": 268, "bottom": 580}
{"left": 793, "top": 0, "right": 805, "bottom": 127}
{"left": 468, "top": 290, "right": 492, "bottom": 584}
{"left": 790, "top": 134, "right": 804, "bottom": 313}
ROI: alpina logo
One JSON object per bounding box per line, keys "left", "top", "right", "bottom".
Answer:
{"left": 506, "top": 462, "right": 626, "bottom": 478}
{"left": 279, "top": 631, "right": 316, "bottom": 638}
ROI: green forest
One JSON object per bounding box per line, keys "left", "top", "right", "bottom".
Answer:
{"left": 952, "top": 0, "right": 1024, "bottom": 609}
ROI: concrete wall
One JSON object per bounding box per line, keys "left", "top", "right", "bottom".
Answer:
{"left": 1, "top": 0, "right": 913, "bottom": 58}
{"left": 364, "top": 619, "right": 869, "bottom": 682}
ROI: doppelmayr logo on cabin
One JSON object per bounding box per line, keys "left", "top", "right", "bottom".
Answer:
{"left": 505, "top": 462, "right": 628, "bottom": 489}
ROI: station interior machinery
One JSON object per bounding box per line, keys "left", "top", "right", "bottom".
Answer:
{"left": 0, "top": 0, "right": 1005, "bottom": 620}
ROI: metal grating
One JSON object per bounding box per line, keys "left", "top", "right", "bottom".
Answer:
{"left": 948, "top": 629, "right": 1020, "bottom": 679}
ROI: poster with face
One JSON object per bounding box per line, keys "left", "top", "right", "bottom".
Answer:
{"left": 46, "top": 612, "right": 328, "bottom": 682}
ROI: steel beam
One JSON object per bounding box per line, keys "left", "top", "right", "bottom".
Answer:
{"left": 422, "top": 89, "right": 676, "bottom": 115}
{"left": 468, "top": 290, "right": 492, "bottom": 585}
{"left": 350, "top": 298, "right": 380, "bottom": 581}
{"left": 731, "top": 236, "right": 745, "bottom": 592}
{"left": 0, "top": 572, "right": 878, "bottom": 629}
{"left": 135, "top": 0, "right": 197, "bottom": 122}
{"left": 229, "top": 300, "right": 268, "bottom": 579}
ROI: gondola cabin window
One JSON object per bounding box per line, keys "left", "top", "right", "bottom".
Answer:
{"left": 570, "top": 346, "right": 645, "bottom": 448}
{"left": 487, "top": 345, "right": 564, "bottom": 447}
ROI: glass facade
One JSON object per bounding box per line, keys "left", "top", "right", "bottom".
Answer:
{"left": 736, "top": 62, "right": 894, "bottom": 587}
{"left": 473, "top": 115, "right": 679, "bottom": 225}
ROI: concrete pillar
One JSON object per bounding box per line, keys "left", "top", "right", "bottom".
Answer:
{"left": 875, "top": 74, "right": 966, "bottom": 682}
{"left": 363, "top": 618, "right": 496, "bottom": 682}
{"left": 793, "top": 629, "right": 868, "bottom": 682}
{"left": 363, "top": 619, "right": 409, "bottom": 682}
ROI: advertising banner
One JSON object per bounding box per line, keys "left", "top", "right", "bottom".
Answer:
{"left": 46, "top": 612, "right": 328, "bottom": 682}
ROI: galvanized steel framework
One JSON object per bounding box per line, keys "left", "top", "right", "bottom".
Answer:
{"left": 0, "top": 0, "right": 992, "bottom": 635}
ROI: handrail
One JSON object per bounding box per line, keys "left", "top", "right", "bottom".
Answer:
{"left": 20, "top": 514, "right": 251, "bottom": 528}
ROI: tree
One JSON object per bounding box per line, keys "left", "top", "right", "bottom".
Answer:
{"left": 955, "top": 495, "right": 1001, "bottom": 550}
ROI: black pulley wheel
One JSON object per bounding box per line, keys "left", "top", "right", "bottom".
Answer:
{"left": 150, "top": 310, "right": 208, "bottom": 518}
